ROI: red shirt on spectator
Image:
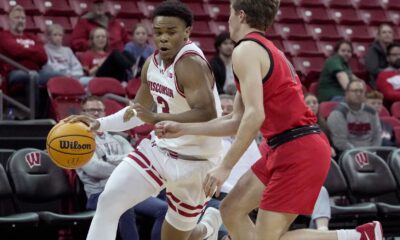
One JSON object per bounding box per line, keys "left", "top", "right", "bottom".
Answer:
{"left": 0, "top": 30, "right": 47, "bottom": 73}
{"left": 376, "top": 68, "right": 400, "bottom": 103}
{"left": 80, "top": 50, "right": 109, "bottom": 75}
{"left": 71, "top": 13, "right": 129, "bottom": 52}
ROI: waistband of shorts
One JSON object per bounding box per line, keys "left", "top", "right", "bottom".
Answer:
{"left": 267, "top": 124, "right": 321, "bottom": 149}
{"left": 159, "top": 147, "right": 208, "bottom": 161}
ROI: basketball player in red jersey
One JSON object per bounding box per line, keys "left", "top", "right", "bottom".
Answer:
{"left": 155, "top": 0, "right": 383, "bottom": 240}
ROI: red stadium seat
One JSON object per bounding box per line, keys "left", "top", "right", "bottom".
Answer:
{"left": 394, "top": 127, "right": 400, "bottom": 146}
{"left": 292, "top": 56, "right": 325, "bottom": 86}
{"left": 47, "top": 77, "right": 85, "bottom": 121}
{"left": 107, "top": 1, "right": 142, "bottom": 18}
{"left": 297, "top": 0, "right": 326, "bottom": 7}
{"left": 273, "top": 23, "right": 311, "bottom": 40}
{"left": 354, "top": 0, "right": 384, "bottom": 9}
{"left": 276, "top": 6, "right": 303, "bottom": 23}
{"left": 209, "top": 21, "right": 229, "bottom": 35}
{"left": 390, "top": 101, "right": 400, "bottom": 119}
{"left": 381, "top": 116, "right": 400, "bottom": 129}
{"left": 329, "top": 8, "right": 364, "bottom": 25}
{"left": 8, "top": 0, "right": 40, "bottom": 15}
{"left": 279, "top": 0, "right": 296, "bottom": 6}
{"left": 34, "top": 16, "right": 73, "bottom": 33}
{"left": 103, "top": 98, "right": 125, "bottom": 116}
{"left": 380, "top": 105, "right": 391, "bottom": 117}
{"left": 266, "top": 26, "right": 282, "bottom": 40}
{"left": 326, "top": 0, "right": 355, "bottom": 8}
{"left": 24, "top": 16, "right": 40, "bottom": 33}
{"left": 191, "top": 20, "right": 214, "bottom": 37}
{"left": 298, "top": 7, "right": 334, "bottom": 24}
{"left": 307, "top": 23, "right": 342, "bottom": 41}
{"left": 88, "top": 77, "right": 126, "bottom": 97}
{"left": 206, "top": 3, "right": 230, "bottom": 21}
{"left": 358, "top": 9, "right": 393, "bottom": 26}
{"left": 283, "top": 40, "right": 323, "bottom": 57}
{"left": 69, "top": 0, "right": 94, "bottom": 16}
{"left": 119, "top": 18, "right": 140, "bottom": 34}
{"left": 190, "top": 36, "right": 215, "bottom": 55}
{"left": 126, "top": 78, "right": 141, "bottom": 99}
{"left": 317, "top": 41, "right": 337, "bottom": 57}
{"left": 352, "top": 41, "right": 370, "bottom": 58}
{"left": 34, "top": 0, "right": 75, "bottom": 16}
{"left": 308, "top": 81, "right": 318, "bottom": 95}
{"left": 338, "top": 25, "right": 374, "bottom": 42}
{"left": 319, "top": 101, "right": 339, "bottom": 119}
{"left": 0, "top": 14, "right": 7, "bottom": 30}
{"left": 386, "top": 0, "right": 400, "bottom": 10}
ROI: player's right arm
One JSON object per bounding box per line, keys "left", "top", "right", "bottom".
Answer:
{"left": 64, "top": 58, "right": 155, "bottom": 132}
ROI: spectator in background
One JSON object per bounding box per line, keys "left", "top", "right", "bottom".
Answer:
{"left": 80, "top": 27, "right": 135, "bottom": 85}
{"left": 304, "top": 93, "right": 336, "bottom": 158}
{"left": 0, "top": 5, "right": 59, "bottom": 118}
{"left": 71, "top": 0, "right": 128, "bottom": 52}
{"left": 327, "top": 80, "right": 382, "bottom": 152}
{"left": 80, "top": 27, "right": 109, "bottom": 79}
{"left": 124, "top": 24, "right": 154, "bottom": 79}
{"left": 76, "top": 96, "right": 168, "bottom": 240}
{"left": 376, "top": 42, "right": 400, "bottom": 104}
{"left": 366, "top": 90, "right": 396, "bottom": 146}
{"left": 43, "top": 24, "right": 83, "bottom": 79}
{"left": 365, "top": 24, "right": 394, "bottom": 86}
{"left": 317, "top": 40, "right": 362, "bottom": 102}
{"left": 209, "top": 32, "right": 235, "bottom": 94}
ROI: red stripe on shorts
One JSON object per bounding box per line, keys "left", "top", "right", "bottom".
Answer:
{"left": 166, "top": 195, "right": 204, "bottom": 218}
{"left": 127, "top": 154, "right": 164, "bottom": 187}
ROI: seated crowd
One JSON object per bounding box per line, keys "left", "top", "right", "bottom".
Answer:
{"left": 0, "top": 2, "right": 400, "bottom": 237}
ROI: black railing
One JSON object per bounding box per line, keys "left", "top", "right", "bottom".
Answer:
{"left": 0, "top": 53, "right": 36, "bottom": 120}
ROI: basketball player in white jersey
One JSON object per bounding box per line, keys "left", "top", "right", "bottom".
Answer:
{"left": 65, "top": 1, "right": 223, "bottom": 240}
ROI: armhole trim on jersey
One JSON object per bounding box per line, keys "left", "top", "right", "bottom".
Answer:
{"left": 236, "top": 38, "right": 274, "bottom": 84}
{"left": 174, "top": 51, "right": 215, "bottom": 98}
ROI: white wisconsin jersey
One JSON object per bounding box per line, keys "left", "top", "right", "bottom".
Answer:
{"left": 147, "top": 42, "right": 222, "bottom": 159}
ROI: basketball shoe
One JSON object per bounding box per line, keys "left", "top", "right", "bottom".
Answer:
{"left": 356, "top": 221, "right": 383, "bottom": 240}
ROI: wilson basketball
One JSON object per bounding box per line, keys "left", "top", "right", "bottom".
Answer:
{"left": 46, "top": 121, "right": 96, "bottom": 169}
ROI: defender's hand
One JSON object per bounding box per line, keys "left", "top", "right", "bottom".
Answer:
{"left": 155, "top": 121, "right": 185, "bottom": 138}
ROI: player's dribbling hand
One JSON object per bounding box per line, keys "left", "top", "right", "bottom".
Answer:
{"left": 63, "top": 115, "right": 100, "bottom": 132}
{"left": 154, "top": 121, "right": 185, "bottom": 138}
{"left": 203, "top": 165, "right": 231, "bottom": 198}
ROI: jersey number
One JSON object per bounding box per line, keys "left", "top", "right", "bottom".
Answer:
{"left": 157, "top": 96, "right": 170, "bottom": 113}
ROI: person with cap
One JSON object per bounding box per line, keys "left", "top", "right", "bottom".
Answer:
{"left": 71, "top": 0, "right": 129, "bottom": 52}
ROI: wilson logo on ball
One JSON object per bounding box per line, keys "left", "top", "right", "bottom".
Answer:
{"left": 59, "top": 140, "right": 92, "bottom": 150}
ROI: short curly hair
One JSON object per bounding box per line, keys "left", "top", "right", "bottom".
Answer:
{"left": 152, "top": 0, "right": 193, "bottom": 27}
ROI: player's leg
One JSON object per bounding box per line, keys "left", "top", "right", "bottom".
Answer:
{"left": 219, "top": 169, "right": 264, "bottom": 240}
{"left": 161, "top": 159, "right": 222, "bottom": 240}
{"left": 87, "top": 160, "right": 162, "bottom": 240}
{"left": 256, "top": 210, "right": 382, "bottom": 240}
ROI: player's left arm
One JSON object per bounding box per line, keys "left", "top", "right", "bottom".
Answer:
{"left": 153, "top": 54, "right": 218, "bottom": 123}
{"left": 220, "top": 41, "right": 267, "bottom": 169}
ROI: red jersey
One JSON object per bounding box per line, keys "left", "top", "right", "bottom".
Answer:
{"left": 234, "top": 32, "right": 316, "bottom": 139}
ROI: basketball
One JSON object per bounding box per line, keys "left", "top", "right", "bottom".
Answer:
{"left": 46, "top": 121, "right": 96, "bottom": 169}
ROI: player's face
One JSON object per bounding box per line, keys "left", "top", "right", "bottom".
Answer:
{"left": 153, "top": 16, "right": 191, "bottom": 63}
{"left": 337, "top": 43, "right": 352, "bottom": 63}
{"left": 366, "top": 98, "right": 383, "bottom": 113}
{"left": 82, "top": 100, "right": 106, "bottom": 119}
{"left": 221, "top": 98, "right": 234, "bottom": 116}
{"left": 304, "top": 95, "right": 319, "bottom": 114}
{"left": 228, "top": 5, "right": 241, "bottom": 42}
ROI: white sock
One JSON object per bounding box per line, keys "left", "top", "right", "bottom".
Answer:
{"left": 201, "top": 222, "right": 214, "bottom": 239}
{"left": 336, "top": 230, "right": 362, "bottom": 240}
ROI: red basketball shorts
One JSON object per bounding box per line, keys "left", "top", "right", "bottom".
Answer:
{"left": 251, "top": 133, "right": 331, "bottom": 215}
